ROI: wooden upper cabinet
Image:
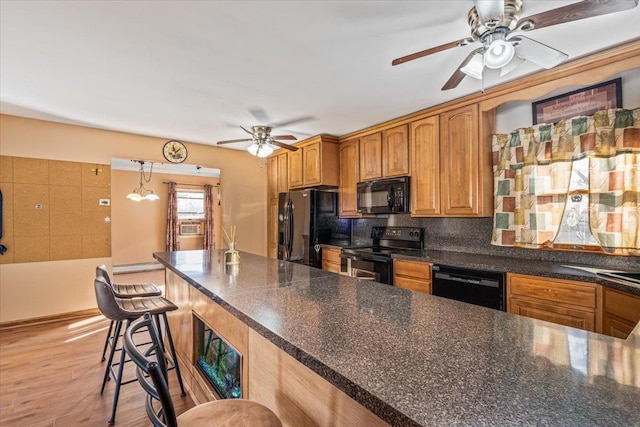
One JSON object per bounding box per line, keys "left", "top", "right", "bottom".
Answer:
{"left": 303, "top": 142, "right": 322, "bottom": 186}
{"left": 359, "top": 132, "right": 382, "bottom": 181}
{"left": 440, "top": 104, "right": 480, "bottom": 216}
{"left": 382, "top": 124, "right": 409, "bottom": 177}
{"left": 339, "top": 139, "right": 361, "bottom": 218}
{"left": 267, "top": 156, "right": 278, "bottom": 197}
{"left": 267, "top": 151, "right": 288, "bottom": 197}
{"left": 277, "top": 152, "right": 288, "bottom": 194}
{"left": 288, "top": 135, "right": 339, "bottom": 189}
{"left": 410, "top": 116, "right": 440, "bottom": 216}
{"left": 288, "top": 149, "right": 304, "bottom": 188}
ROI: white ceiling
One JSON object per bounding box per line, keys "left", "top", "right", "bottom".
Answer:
{"left": 1, "top": 1, "right": 639, "bottom": 153}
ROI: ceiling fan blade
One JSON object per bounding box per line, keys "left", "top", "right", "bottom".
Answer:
{"left": 474, "top": 0, "right": 504, "bottom": 23}
{"left": 272, "top": 135, "right": 297, "bottom": 140}
{"left": 441, "top": 48, "right": 483, "bottom": 91}
{"left": 240, "top": 126, "right": 254, "bottom": 136}
{"left": 520, "top": 0, "right": 638, "bottom": 32}
{"left": 510, "top": 35, "right": 568, "bottom": 69}
{"left": 217, "top": 138, "right": 253, "bottom": 145}
{"left": 392, "top": 39, "right": 471, "bottom": 66}
{"left": 248, "top": 108, "right": 270, "bottom": 124}
{"left": 268, "top": 115, "right": 314, "bottom": 128}
{"left": 269, "top": 140, "right": 299, "bottom": 151}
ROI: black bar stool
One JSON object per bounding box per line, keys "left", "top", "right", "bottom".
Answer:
{"left": 94, "top": 276, "right": 185, "bottom": 424}
{"left": 96, "top": 264, "right": 163, "bottom": 361}
{"left": 125, "top": 313, "right": 282, "bottom": 427}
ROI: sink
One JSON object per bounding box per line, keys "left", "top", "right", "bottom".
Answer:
{"left": 596, "top": 271, "right": 640, "bottom": 286}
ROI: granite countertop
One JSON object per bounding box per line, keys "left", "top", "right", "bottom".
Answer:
{"left": 154, "top": 249, "right": 640, "bottom": 427}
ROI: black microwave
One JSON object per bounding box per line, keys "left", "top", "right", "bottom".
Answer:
{"left": 357, "top": 176, "right": 410, "bottom": 214}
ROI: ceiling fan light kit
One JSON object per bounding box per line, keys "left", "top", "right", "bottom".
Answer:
{"left": 392, "top": 0, "right": 639, "bottom": 90}
{"left": 247, "top": 142, "right": 274, "bottom": 157}
{"left": 217, "top": 124, "right": 300, "bottom": 157}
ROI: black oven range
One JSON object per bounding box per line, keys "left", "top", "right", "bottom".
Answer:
{"left": 340, "top": 226, "right": 424, "bottom": 285}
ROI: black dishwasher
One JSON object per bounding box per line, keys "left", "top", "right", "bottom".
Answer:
{"left": 432, "top": 265, "right": 506, "bottom": 311}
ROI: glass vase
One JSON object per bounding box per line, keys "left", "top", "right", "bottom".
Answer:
{"left": 224, "top": 242, "right": 240, "bottom": 265}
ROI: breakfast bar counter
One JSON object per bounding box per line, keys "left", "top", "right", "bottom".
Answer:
{"left": 154, "top": 249, "right": 640, "bottom": 427}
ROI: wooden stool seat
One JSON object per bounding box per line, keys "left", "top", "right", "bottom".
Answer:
{"left": 176, "top": 399, "right": 282, "bottom": 426}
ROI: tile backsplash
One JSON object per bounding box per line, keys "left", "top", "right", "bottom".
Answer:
{"left": 352, "top": 215, "right": 639, "bottom": 270}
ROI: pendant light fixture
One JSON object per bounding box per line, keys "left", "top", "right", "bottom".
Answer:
{"left": 126, "top": 160, "right": 159, "bottom": 201}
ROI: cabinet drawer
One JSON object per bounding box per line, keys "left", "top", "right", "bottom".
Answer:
{"left": 508, "top": 274, "right": 597, "bottom": 309}
{"left": 322, "top": 248, "right": 341, "bottom": 264}
{"left": 394, "top": 276, "right": 431, "bottom": 294}
{"left": 393, "top": 259, "right": 431, "bottom": 280}
{"left": 603, "top": 288, "right": 640, "bottom": 324}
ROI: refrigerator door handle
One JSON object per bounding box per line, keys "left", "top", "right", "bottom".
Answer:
{"left": 287, "top": 200, "right": 294, "bottom": 259}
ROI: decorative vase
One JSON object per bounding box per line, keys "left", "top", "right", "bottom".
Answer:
{"left": 224, "top": 242, "right": 240, "bottom": 265}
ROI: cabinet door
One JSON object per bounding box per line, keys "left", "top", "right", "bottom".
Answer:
{"left": 339, "top": 139, "right": 361, "bottom": 218}
{"left": 602, "top": 287, "right": 640, "bottom": 338}
{"left": 277, "top": 152, "right": 288, "bottom": 193}
{"left": 440, "top": 105, "right": 479, "bottom": 216}
{"left": 359, "top": 132, "right": 382, "bottom": 180}
{"left": 303, "top": 142, "right": 322, "bottom": 186}
{"left": 288, "top": 149, "right": 303, "bottom": 188}
{"left": 267, "top": 197, "right": 279, "bottom": 259}
{"left": 267, "top": 156, "right": 278, "bottom": 197}
{"left": 508, "top": 297, "right": 596, "bottom": 332}
{"left": 410, "top": 116, "right": 440, "bottom": 216}
{"left": 382, "top": 124, "right": 409, "bottom": 177}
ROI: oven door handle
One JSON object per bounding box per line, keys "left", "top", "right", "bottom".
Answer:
{"left": 341, "top": 253, "right": 390, "bottom": 263}
{"left": 434, "top": 272, "right": 499, "bottom": 288}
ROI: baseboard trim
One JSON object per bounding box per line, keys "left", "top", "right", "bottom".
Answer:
{"left": 0, "top": 308, "right": 102, "bottom": 330}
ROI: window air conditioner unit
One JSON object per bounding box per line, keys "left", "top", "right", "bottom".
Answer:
{"left": 180, "top": 220, "right": 202, "bottom": 236}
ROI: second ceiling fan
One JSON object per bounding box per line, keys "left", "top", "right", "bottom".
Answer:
{"left": 392, "top": 0, "right": 638, "bottom": 90}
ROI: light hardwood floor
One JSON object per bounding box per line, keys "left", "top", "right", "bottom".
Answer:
{"left": 0, "top": 270, "right": 194, "bottom": 426}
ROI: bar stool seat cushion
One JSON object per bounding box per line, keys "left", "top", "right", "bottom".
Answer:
{"left": 116, "top": 295, "right": 177, "bottom": 318}
{"left": 112, "top": 282, "right": 162, "bottom": 298}
{"left": 176, "top": 399, "right": 282, "bottom": 426}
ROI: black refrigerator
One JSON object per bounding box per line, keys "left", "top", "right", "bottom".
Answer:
{"left": 278, "top": 189, "right": 350, "bottom": 268}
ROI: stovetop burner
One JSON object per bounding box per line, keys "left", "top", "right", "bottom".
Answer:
{"left": 342, "top": 226, "right": 424, "bottom": 258}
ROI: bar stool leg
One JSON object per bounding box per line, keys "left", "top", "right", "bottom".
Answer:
{"left": 108, "top": 319, "right": 130, "bottom": 425}
{"left": 161, "top": 313, "right": 186, "bottom": 396}
{"left": 101, "top": 320, "right": 115, "bottom": 362}
{"left": 101, "top": 320, "right": 122, "bottom": 393}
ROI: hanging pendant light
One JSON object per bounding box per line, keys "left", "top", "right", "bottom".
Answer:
{"left": 126, "top": 160, "right": 159, "bottom": 201}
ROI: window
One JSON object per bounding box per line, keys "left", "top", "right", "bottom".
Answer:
{"left": 553, "top": 157, "right": 600, "bottom": 249}
{"left": 177, "top": 190, "right": 205, "bottom": 220}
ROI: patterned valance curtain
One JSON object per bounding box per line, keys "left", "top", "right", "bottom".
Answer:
{"left": 492, "top": 107, "right": 639, "bottom": 254}
{"left": 166, "top": 182, "right": 180, "bottom": 252}
{"left": 203, "top": 184, "right": 215, "bottom": 251}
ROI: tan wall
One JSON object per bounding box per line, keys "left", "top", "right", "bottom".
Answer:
{"left": 0, "top": 114, "right": 267, "bottom": 323}
{"left": 111, "top": 170, "right": 223, "bottom": 265}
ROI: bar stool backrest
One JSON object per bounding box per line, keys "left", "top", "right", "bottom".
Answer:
{"left": 124, "top": 314, "right": 177, "bottom": 427}
{"left": 96, "top": 264, "right": 113, "bottom": 285}
{"left": 94, "top": 276, "right": 129, "bottom": 322}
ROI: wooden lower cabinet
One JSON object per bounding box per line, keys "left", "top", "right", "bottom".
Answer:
{"left": 602, "top": 287, "right": 640, "bottom": 339}
{"left": 322, "top": 247, "right": 342, "bottom": 274}
{"left": 164, "top": 270, "right": 387, "bottom": 426}
{"left": 393, "top": 259, "right": 432, "bottom": 294}
{"left": 507, "top": 273, "right": 600, "bottom": 333}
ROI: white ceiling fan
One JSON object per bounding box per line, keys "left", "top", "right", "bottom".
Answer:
{"left": 392, "top": 0, "right": 639, "bottom": 90}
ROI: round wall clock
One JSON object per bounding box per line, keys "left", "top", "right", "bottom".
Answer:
{"left": 163, "top": 140, "right": 188, "bottom": 163}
